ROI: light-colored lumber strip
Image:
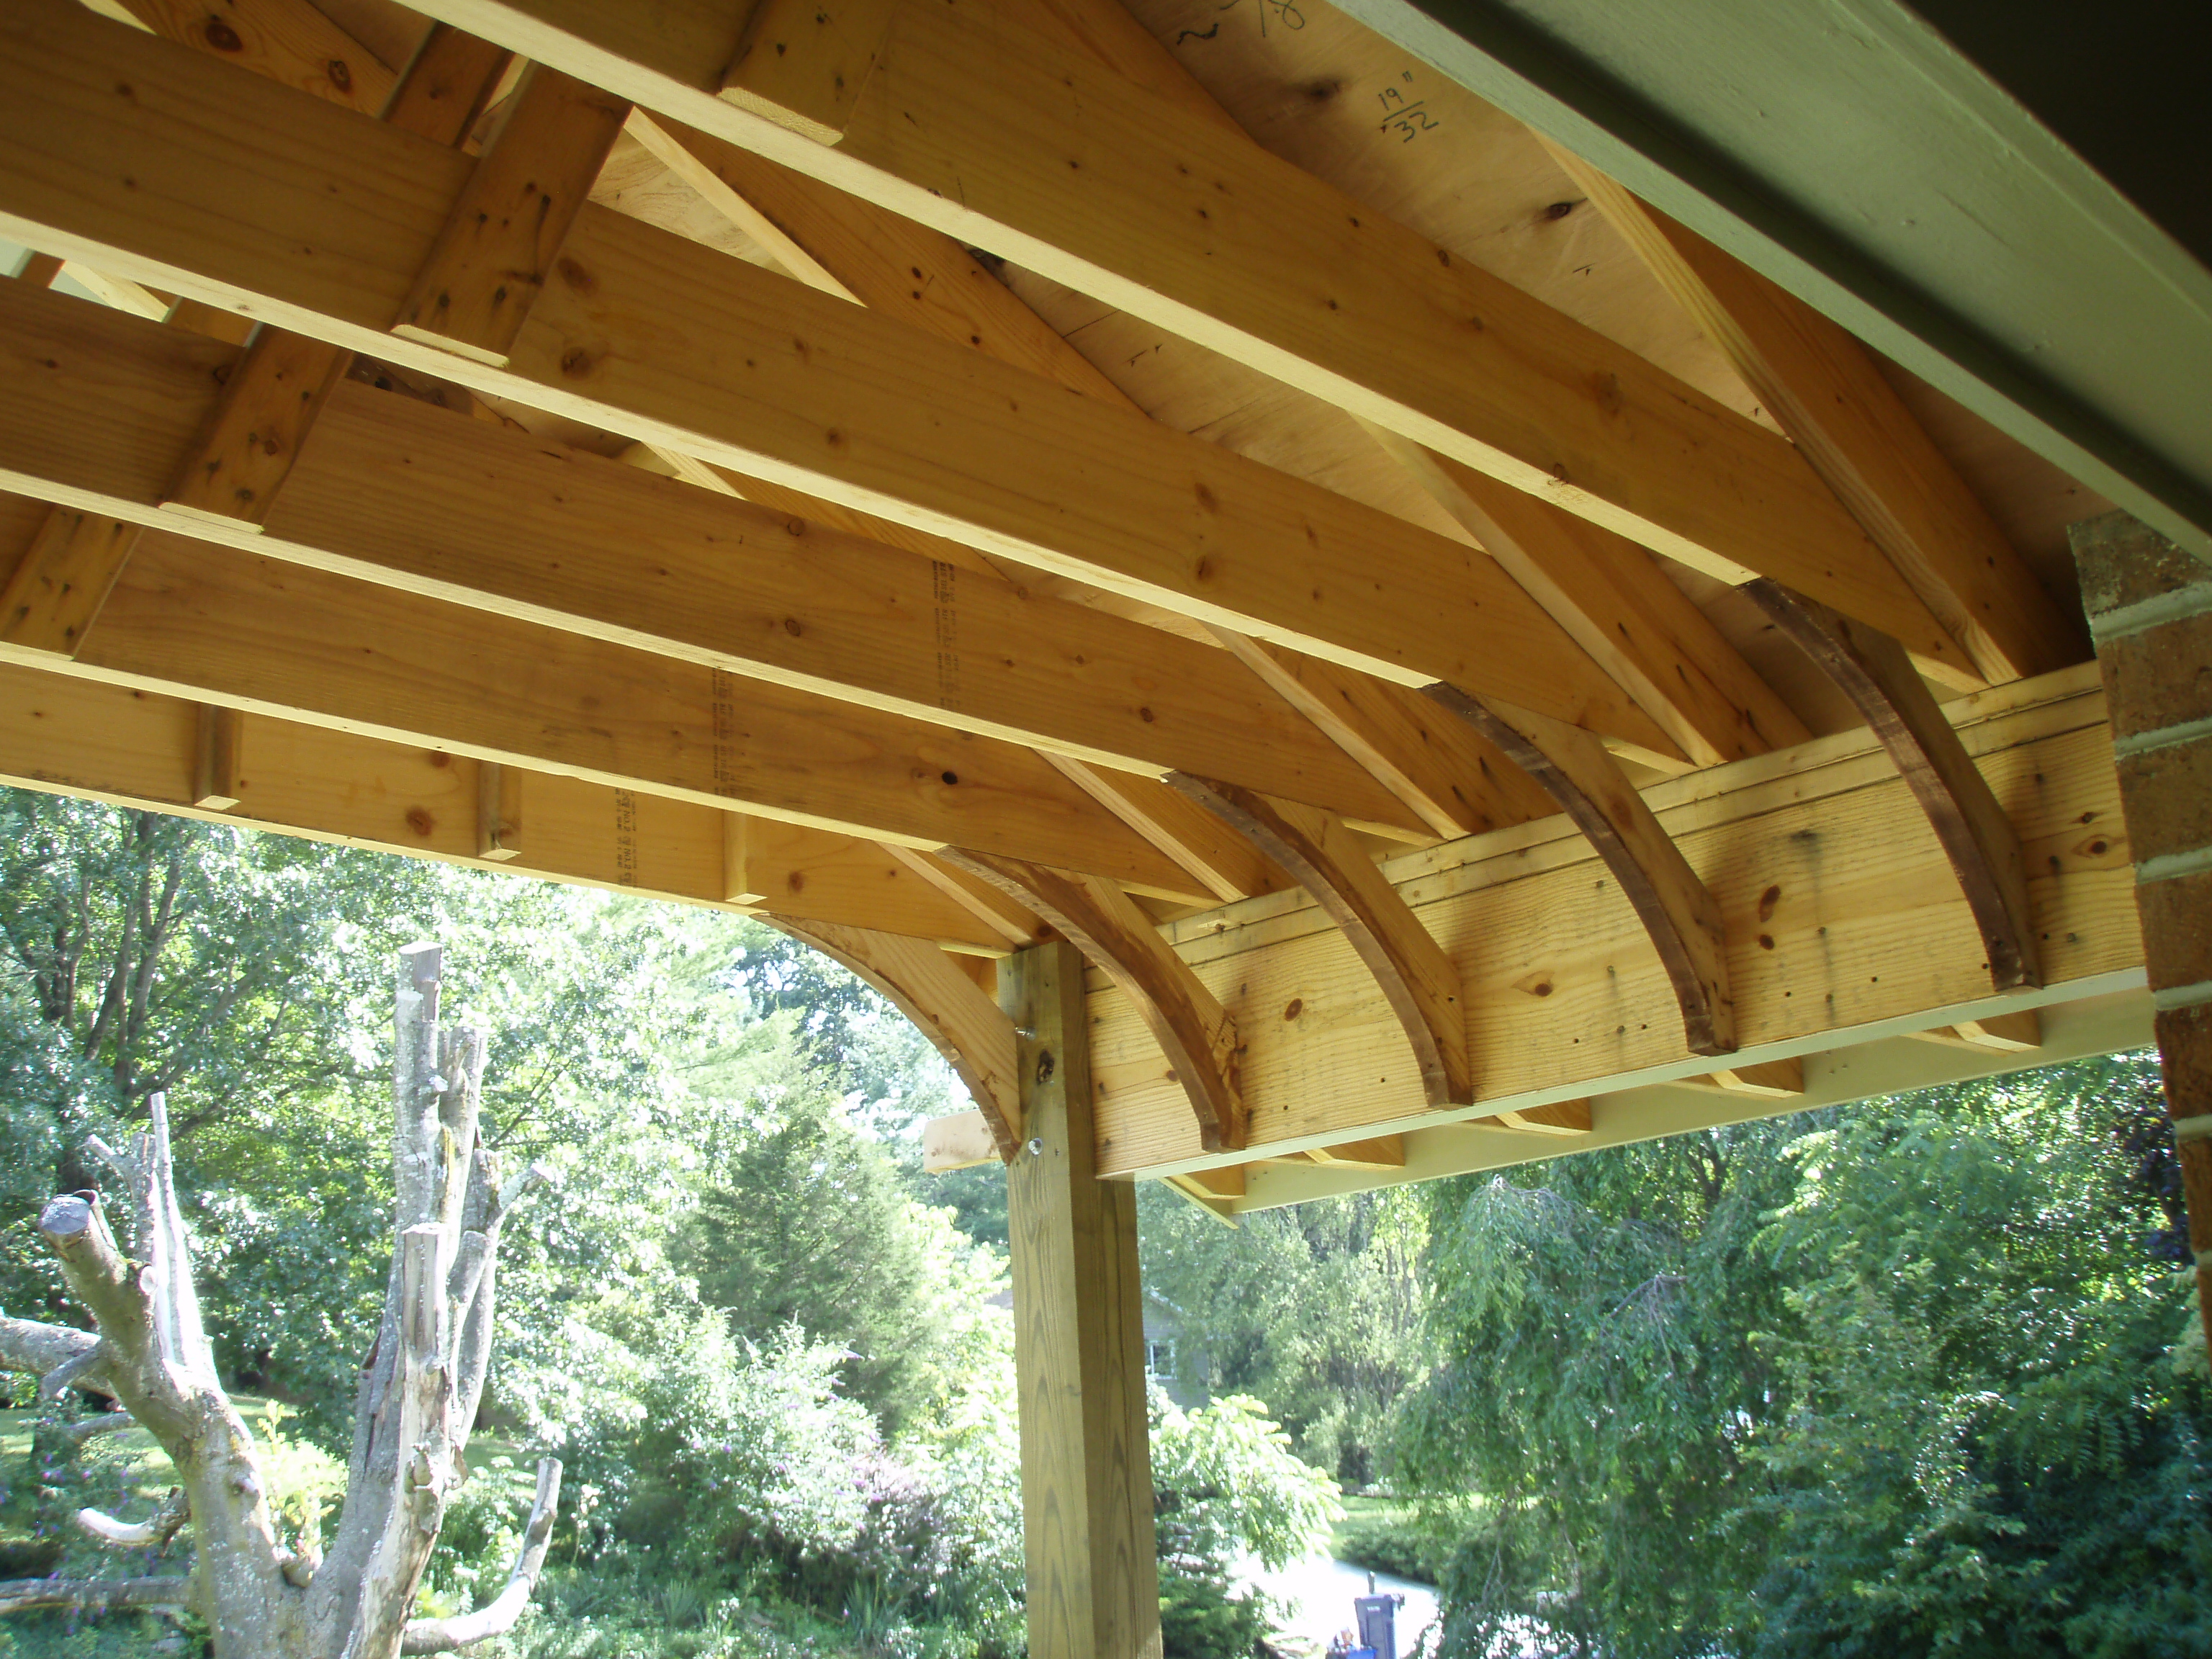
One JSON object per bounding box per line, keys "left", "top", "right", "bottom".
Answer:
{"left": 190, "top": 702, "right": 241, "bottom": 809}
{"left": 1424, "top": 685, "right": 1737, "bottom": 1058}
{"left": 621, "top": 112, "right": 858, "bottom": 300}
{"left": 1373, "top": 431, "right": 1815, "bottom": 763}
{"left": 0, "top": 508, "right": 139, "bottom": 657}
{"left": 1675, "top": 1058, "right": 1805, "bottom": 1098}
{"left": 477, "top": 759, "right": 521, "bottom": 860}
{"left": 0, "top": 2, "right": 1680, "bottom": 756}
{"left": 161, "top": 326, "right": 349, "bottom": 529}
{"left": 22, "top": 519, "right": 1214, "bottom": 897}
{"left": 377, "top": 0, "right": 1972, "bottom": 677}
{"left": 771, "top": 916, "right": 1023, "bottom": 1155}
{"left": 1172, "top": 776, "right": 1471, "bottom": 1107}
{"left": 0, "top": 649, "right": 1007, "bottom": 945}
{"left": 57, "top": 264, "right": 171, "bottom": 320}
{"left": 1214, "top": 631, "right": 1555, "bottom": 840}
{"left": 0, "top": 279, "right": 1423, "bottom": 832}
{"left": 879, "top": 843, "right": 1049, "bottom": 950}
{"left": 1045, "top": 756, "right": 1292, "bottom": 904}
{"left": 1178, "top": 1164, "right": 1246, "bottom": 1200}
{"left": 380, "top": 24, "right": 512, "bottom": 145}
{"left": 922, "top": 1107, "right": 999, "bottom": 1172}
{"left": 112, "top": 0, "right": 397, "bottom": 114}
{"left": 392, "top": 64, "right": 630, "bottom": 366}
{"left": 1086, "top": 665, "right": 2126, "bottom": 1177}
{"left": 947, "top": 849, "right": 1246, "bottom": 1151}
{"left": 1546, "top": 144, "right": 2085, "bottom": 688}
{"left": 720, "top": 810, "right": 763, "bottom": 902}
{"left": 1746, "top": 579, "right": 2040, "bottom": 992}
{"left": 1302, "top": 1133, "right": 1406, "bottom": 1169}
{"left": 1904, "top": 1010, "right": 2044, "bottom": 1053}
{"left": 1483, "top": 1100, "right": 1593, "bottom": 1136}
{"left": 717, "top": 0, "right": 899, "bottom": 145}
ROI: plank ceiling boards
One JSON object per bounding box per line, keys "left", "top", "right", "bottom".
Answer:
{"left": 0, "top": 0, "right": 2167, "bottom": 1205}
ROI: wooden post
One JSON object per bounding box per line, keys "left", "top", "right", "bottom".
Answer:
{"left": 2071, "top": 512, "right": 2212, "bottom": 1346}
{"left": 1001, "top": 940, "right": 1162, "bottom": 1659}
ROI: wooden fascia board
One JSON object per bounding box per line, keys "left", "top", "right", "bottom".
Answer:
{"left": 3, "top": 515, "right": 1220, "bottom": 899}
{"left": 1081, "top": 662, "right": 2137, "bottom": 1175}
{"left": 0, "top": 279, "right": 1423, "bottom": 832}
{"left": 364, "top": 0, "right": 1974, "bottom": 677}
{"left": 0, "top": 653, "right": 1009, "bottom": 947}
{"left": 0, "top": 1, "right": 1682, "bottom": 758}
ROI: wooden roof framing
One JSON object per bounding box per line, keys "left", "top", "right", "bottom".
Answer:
{"left": 0, "top": 0, "right": 2163, "bottom": 1207}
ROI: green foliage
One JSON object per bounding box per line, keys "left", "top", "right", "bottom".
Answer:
{"left": 1151, "top": 1391, "right": 1341, "bottom": 1577}
{"left": 1158, "top": 1560, "right": 1270, "bottom": 1659}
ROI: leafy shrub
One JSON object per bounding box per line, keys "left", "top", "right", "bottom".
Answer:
{"left": 1151, "top": 1392, "right": 1341, "bottom": 1576}
{"left": 1159, "top": 1561, "right": 1271, "bottom": 1659}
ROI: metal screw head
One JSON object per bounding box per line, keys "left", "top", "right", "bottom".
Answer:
{"left": 1027, "top": 1137, "right": 1045, "bottom": 1157}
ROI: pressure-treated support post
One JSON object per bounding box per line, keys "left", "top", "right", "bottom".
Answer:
{"left": 2071, "top": 513, "right": 2212, "bottom": 1346}
{"left": 1001, "top": 940, "right": 1162, "bottom": 1659}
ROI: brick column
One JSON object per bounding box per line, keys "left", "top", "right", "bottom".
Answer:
{"left": 2071, "top": 512, "right": 2212, "bottom": 1344}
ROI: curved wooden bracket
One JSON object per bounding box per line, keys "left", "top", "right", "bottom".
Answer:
{"left": 941, "top": 850, "right": 1246, "bottom": 1151}
{"left": 1424, "top": 685, "right": 1737, "bottom": 1056}
{"left": 1169, "top": 775, "right": 1472, "bottom": 1107}
{"left": 768, "top": 917, "right": 1024, "bottom": 1158}
{"left": 1745, "top": 580, "right": 2040, "bottom": 991}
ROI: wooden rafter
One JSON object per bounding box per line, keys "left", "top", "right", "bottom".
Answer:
{"left": 1172, "top": 775, "right": 1472, "bottom": 1107}
{"left": 1424, "top": 686, "right": 1737, "bottom": 1057}
{"left": 769, "top": 916, "right": 1025, "bottom": 1156}
{"left": 10, "top": 517, "right": 1220, "bottom": 899}
{"left": 0, "top": 0, "right": 1685, "bottom": 759}
{"left": 367, "top": 0, "right": 1977, "bottom": 685}
{"left": 1745, "top": 580, "right": 2041, "bottom": 992}
{"left": 945, "top": 848, "right": 1246, "bottom": 1151}
{"left": 0, "top": 655, "right": 1012, "bottom": 946}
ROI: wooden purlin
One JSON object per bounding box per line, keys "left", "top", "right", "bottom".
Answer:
{"left": 0, "top": 0, "right": 1689, "bottom": 761}
{"left": 363, "top": 0, "right": 1979, "bottom": 685}
{"left": 1, "top": 513, "right": 1223, "bottom": 899}
{"left": 1086, "top": 665, "right": 2132, "bottom": 1177}
{"left": 0, "top": 278, "right": 1424, "bottom": 832}
{"left": 0, "top": 655, "right": 1011, "bottom": 948}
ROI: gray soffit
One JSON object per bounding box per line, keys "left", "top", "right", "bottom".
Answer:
{"left": 1332, "top": 0, "right": 2212, "bottom": 561}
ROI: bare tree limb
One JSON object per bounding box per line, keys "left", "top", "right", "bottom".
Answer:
{"left": 0, "top": 1576, "right": 194, "bottom": 1614}
{"left": 400, "top": 1459, "right": 562, "bottom": 1654}
{"left": 0, "top": 1313, "right": 108, "bottom": 1398}
{"left": 61, "top": 1411, "right": 135, "bottom": 1444}
{"left": 75, "top": 1487, "right": 188, "bottom": 1548}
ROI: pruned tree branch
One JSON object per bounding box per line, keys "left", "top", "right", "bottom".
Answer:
{"left": 400, "top": 1459, "right": 562, "bottom": 1655}
{"left": 61, "top": 1411, "right": 135, "bottom": 1445}
{"left": 76, "top": 1487, "right": 189, "bottom": 1549}
{"left": 0, "top": 1313, "right": 110, "bottom": 1401}
{"left": 0, "top": 1576, "right": 194, "bottom": 1614}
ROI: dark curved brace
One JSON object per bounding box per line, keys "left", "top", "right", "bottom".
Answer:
{"left": 1169, "top": 775, "right": 1473, "bottom": 1107}
{"left": 1424, "top": 684, "right": 1738, "bottom": 1056}
{"left": 940, "top": 850, "right": 1246, "bottom": 1152}
{"left": 1744, "top": 579, "right": 2040, "bottom": 991}
{"left": 768, "top": 917, "right": 1024, "bottom": 1159}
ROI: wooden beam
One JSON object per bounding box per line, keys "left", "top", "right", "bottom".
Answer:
{"left": 111, "top": 0, "right": 397, "bottom": 114}
{"left": 0, "top": 508, "right": 138, "bottom": 657}
{"left": 1675, "top": 1058, "right": 1806, "bottom": 1097}
{"left": 771, "top": 916, "right": 1023, "bottom": 1156}
{"left": 0, "top": 278, "right": 1428, "bottom": 832}
{"left": 1045, "top": 757, "right": 1292, "bottom": 905}
{"left": 367, "top": 0, "right": 1976, "bottom": 677}
{"left": 476, "top": 758, "right": 521, "bottom": 860}
{"left": 14, "top": 251, "right": 63, "bottom": 288}
{"left": 1903, "top": 1011, "right": 2044, "bottom": 1054}
{"left": 1001, "top": 939, "right": 1162, "bottom": 1659}
{"left": 1425, "top": 686, "right": 1737, "bottom": 1057}
{"left": 1746, "top": 579, "right": 2040, "bottom": 992}
{"left": 392, "top": 64, "right": 629, "bottom": 366}
{"left": 1547, "top": 146, "right": 2087, "bottom": 687}
{"left": 1087, "top": 663, "right": 2126, "bottom": 1176}
{"left": 0, "top": 2, "right": 1686, "bottom": 754}
{"left": 948, "top": 850, "right": 1246, "bottom": 1152}
{"left": 716, "top": 0, "right": 898, "bottom": 145}
{"left": 1172, "top": 777, "right": 1472, "bottom": 1107}
{"left": 18, "top": 518, "right": 1217, "bottom": 897}
{"left": 0, "top": 652, "right": 1010, "bottom": 946}
{"left": 380, "top": 26, "right": 513, "bottom": 146}
{"left": 879, "top": 843, "right": 1051, "bottom": 951}
{"left": 1303, "top": 1133, "right": 1406, "bottom": 1169}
